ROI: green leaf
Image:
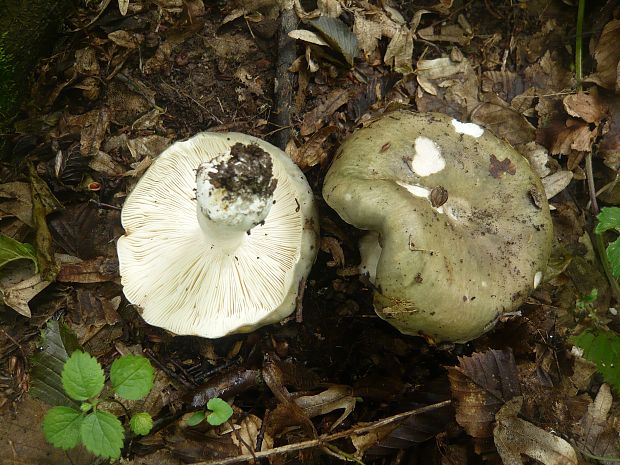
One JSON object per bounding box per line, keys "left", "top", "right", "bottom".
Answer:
{"left": 595, "top": 207, "right": 620, "bottom": 234}
{"left": 80, "top": 410, "right": 124, "bottom": 459}
{"left": 110, "top": 355, "right": 155, "bottom": 400}
{"left": 30, "top": 320, "right": 81, "bottom": 407}
{"left": 42, "top": 406, "right": 83, "bottom": 450}
{"left": 186, "top": 410, "right": 206, "bottom": 426}
{"left": 607, "top": 238, "right": 620, "bottom": 277}
{"left": 62, "top": 351, "right": 105, "bottom": 401}
{"left": 0, "top": 234, "right": 38, "bottom": 271}
{"left": 129, "top": 412, "right": 153, "bottom": 436}
{"left": 572, "top": 329, "right": 620, "bottom": 392}
{"left": 206, "top": 398, "right": 233, "bottom": 426}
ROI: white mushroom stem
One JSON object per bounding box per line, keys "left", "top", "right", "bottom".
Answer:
{"left": 195, "top": 144, "right": 277, "bottom": 249}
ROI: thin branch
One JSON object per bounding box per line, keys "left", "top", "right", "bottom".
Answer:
{"left": 191, "top": 400, "right": 452, "bottom": 465}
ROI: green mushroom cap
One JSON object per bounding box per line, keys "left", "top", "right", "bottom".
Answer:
{"left": 323, "top": 111, "right": 553, "bottom": 343}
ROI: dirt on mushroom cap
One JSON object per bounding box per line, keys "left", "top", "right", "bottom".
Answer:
{"left": 323, "top": 111, "right": 553, "bottom": 343}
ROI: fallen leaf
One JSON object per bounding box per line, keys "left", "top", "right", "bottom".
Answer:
{"left": 300, "top": 88, "right": 350, "bottom": 136}
{"left": 574, "top": 384, "right": 620, "bottom": 465}
{"left": 494, "top": 397, "right": 578, "bottom": 465}
{"left": 585, "top": 20, "right": 620, "bottom": 91}
{"left": 489, "top": 154, "right": 517, "bottom": 179}
{"left": 563, "top": 92, "right": 607, "bottom": 124}
{"left": 471, "top": 102, "right": 536, "bottom": 146}
{"left": 447, "top": 349, "right": 520, "bottom": 438}
{"left": 28, "top": 163, "right": 63, "bottom": 281}
{"left": 307, "top": 16, "right": 358, "bottom": 66}
{"left": 542, "top": 171, "right": 573, "bottom": 200}
{"left": 0, "top": 262, "right": 51, "bottom": 317}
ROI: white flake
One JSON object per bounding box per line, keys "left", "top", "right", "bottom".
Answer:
{"left": 396, "top": 181, "right": 430, "bottom": 198}
{"left": 533, "top": 271, "right": 543, "bottom": 289}
{"left": 451, "top": 119, "right": 484, "bottom": 138}
{"left": 410, "top": 137, "right": 445, "bottom": 176}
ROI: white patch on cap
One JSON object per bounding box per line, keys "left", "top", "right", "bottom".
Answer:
{"left": 533, "top": 271, "right": 543, "bottom": 289}
{"left": 410, "top": 137, "right": 445, "bottom": 176}
{"left": 451, "top": 119, "right": 484, "bottom": 138}
{"left": 396, "top": 181, "right": 430, "bottom": 198}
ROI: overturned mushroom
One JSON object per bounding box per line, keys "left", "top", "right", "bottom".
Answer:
{"left": 323, "top": 111, "right": 552, "bottom": 343}
{"left": 117, "top": 133, "right": 319, "bottom": 338}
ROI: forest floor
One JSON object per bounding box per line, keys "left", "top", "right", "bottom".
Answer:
{"left": 1, "top": 0, "right": 620, "bottom": 464}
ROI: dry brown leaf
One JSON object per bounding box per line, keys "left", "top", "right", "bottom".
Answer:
{"left": 74, "top": 47, "right": 100, "bottom": 76}
{"left": 108, "top": 30, "right": 143, "bottom": 49}
{"left": 290, "top": 125, "right": 336, "bottom": 170}
{"left": 57, "top": 108, "right": 111, "bottom": 157}
{"left": 0, "top": 263, "right": 51, "bottom": 317}
{"left": 600, "top": 97, "right": 620, "bottom": 170}
{"left": 563, "top": 92, "right": 608, "bottom": 124}
{"left": 0, "top": 182, "right": 33, "bottom": 226}
{"left": 549, "top": 119, "right": 595, "bottom": 155}
{"left": 127, "top": 135, "right": 171, "bottom": 161}
{"left": 447, "top": 349, "right": 520, "bottom": 438}
{"left": 353, "top": 12, "right": 382, "bottom": 57}
{"left": 471, "top": 103, "right": 535, "bottom": 146}
{"left": 574, "top": 384, "right": 620, "bottom": 465}
{"left": 384, "top": 27, "right": 413, "bottom": 73}
{"left": 300, "top": 88, "right": 350, "bottom": 136}
{"left": 417, "top": 23, "right": 471, "bottom": 45}
{"left": 56, "top": 255, "right": 118, "bottom": 283}
{"left": 494, "top": 397, "right": 578, "bottom": 465}
{"left": 481, "top": 71, "right": 524, "bottom": 103}
{"left": 294, "top": 385, "right": 356, "bottom": 430}
{"left": 320, "top": 236, "right": 344, "bottom": 267}
{"left": 542, "top": 171, "right": 573, "bottom": 200}
{"left": 585, "top": 20, "right": 620, "bottom": 91}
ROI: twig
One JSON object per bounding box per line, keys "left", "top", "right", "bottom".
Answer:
{"left": 191, "top": 400, "right": 452, "bottom": 465}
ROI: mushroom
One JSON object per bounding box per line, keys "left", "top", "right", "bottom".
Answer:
{"left": 322, "top": 111, "right": 552, "bottom": 343}
{"left": 117, "top": 133, "right": 319, "bottom": 338}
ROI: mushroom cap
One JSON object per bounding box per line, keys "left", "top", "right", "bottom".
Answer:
{"left": 117, "top": 132, "right": 319, "bottom": 338}
{"left": 323, "top": 111, "right": 553, "bottom": 343}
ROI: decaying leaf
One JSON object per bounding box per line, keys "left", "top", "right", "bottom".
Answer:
{"left": 307, "top": 16, "right": 358, "bottom": 66}
{"left": 0, "top": 182, "right": 34, "bottom": 226}
{"left": 574, "top": 384, "right": 620, "bottom": 465}
{"left": 0, "top": 262, "right": 51, "bottom": 317}
{"left": 294, "top": 384, "right": 356, "bottom": 430}
{"left": 289, "top": 29, "right": 329, "bottom": 46}
{"left": 447, "top": 349, "right": 520, "bottom": 438}
{"left": 542, "top": 171, "right": 573, "bottom": 200}
{"left": 320, "top": 236, "right": 344, "bottom": 267}
{"left": 494, "top": 397, "right": 578, "bottom": 465}
{"left": 471, "top": 102, "right": 536, "bottom": 146}
{"left": 585, "top": 20, "right": 620, "bottom": 91}
{"left": 28, "top": 164, "right": 63, "bottom": 281}
{"left": 563, "top": 92, "right": 607, "bottom": 124}
{"left": 300, "top": 89, "right": 351, "bottom": 136}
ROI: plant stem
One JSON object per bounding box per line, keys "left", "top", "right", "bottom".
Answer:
{"left": 575, "top": 0, "right": 585, "bottom": 89}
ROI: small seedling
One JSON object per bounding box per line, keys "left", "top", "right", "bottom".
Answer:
{"left": 43, "top": 351, "right": 155, "bottom": 459}
{"left": 186, "top": 397, "right": 234, "bottom": 427}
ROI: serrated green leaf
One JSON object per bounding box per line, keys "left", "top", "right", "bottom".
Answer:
{"left": 80, "top": 410, "right": 124, "bottom": 459}
{"left": 572, "top": 329, "right": 620, "bottom": 392}
{"left": 206, "top": 398, "right": 233, "bottom": 426}
{"left": 129, "top": 412, "right": 153, "bottom": 436}
{"left": 62, "top": 351, "right": 104, "bottom": 401}
{"left": 30, "top": 320, "right": 81, "bottom": 407}
{"left": 0, "top": 234, "right": 38, "bottom": 272}
{"left": 595, "top": 207, "right": 620, "bottom": 234}
{"left": 110, "top": 355, "right": 154, "bottom": 400}
{"left": 42, "top": 406, "right": 83, "bottom": 450}
{"left": 607, "top": 238, "right": 620, "bottom": 277}
{"left": 307, "top": 16, "right": 358, "bottom": 66}
{"left": 186, "top": 410, "right": 206, "bottom": 426}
